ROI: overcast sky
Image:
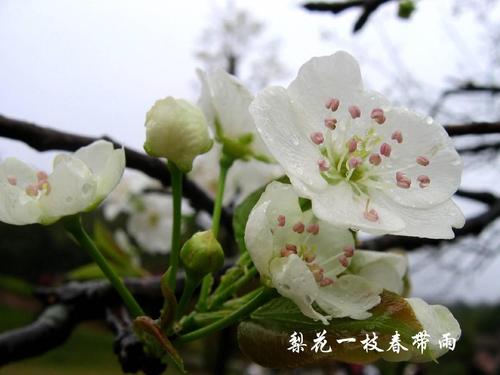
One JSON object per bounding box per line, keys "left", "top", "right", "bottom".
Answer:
{"left": 1, "top": 0, "right": 500, "bottom": 304}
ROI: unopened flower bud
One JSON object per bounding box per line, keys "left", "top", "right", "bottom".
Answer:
{"left": 144, "top": 97, "right": 213, "bottom": 173}
{"left": 180, "top": 230, "right": 224, "bottom": 279}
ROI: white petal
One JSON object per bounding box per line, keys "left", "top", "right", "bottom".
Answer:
{"left": 316, "top": 274, "right": 382, "bottom": 319}
{"left": 200, "top": 69, "right": 270, "bottom": 157}
{"left": 406, "top": 298, "right": 461, "bottom": 360}
{"left": 196, "top": 69, "right": 217, "bottom": 128}
{"left": 250, "top": 86, "right": 327, "bottom": 193}
{"left": 287, "top": 52, "right": 389, "bottom": 132}
{"left": 306, "top": 219, "right": 355, "bottom": 277}
{"left": 74, "top": 140, "right": 114, "bottom": 176}
{"left": 95, "top": 148, "right": 126, "bottom": 201}
{"left": 0, "top": 183, "right": 42, "bottom": 225}
{"left": 269, "top": 254, "right": 329, "bottom": 324}
{"left": 374, "top": 193, "right": 465, "bottom": 238}
{"left": 311, "top": 182, "right": 405, "bottom": 234}
{"left": 207, "top": 68, "right": 255, "bottom": 139}
{"left": 375, "top": 108, "right": 462, "bottom": 208}
{"left": 0, "top": 158, "right": 38, "bottom": 187}
{"left": 75, "top": 141, "right": 126, "bottom": 202}
{"left": 245, "top": 181, "right": 303, "bottom": 276}
{"left": 348, "top": 250, "right": 408, "bottom": 294}
{"left": 39, "top": 155, "right": 97, "bottom": 220}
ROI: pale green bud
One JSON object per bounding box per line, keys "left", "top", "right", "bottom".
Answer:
{"left": 144, "top": 97, "right": 213, "bottom": 173}
{"left": 180, "top": 230, "right": 224, "bottom": 279}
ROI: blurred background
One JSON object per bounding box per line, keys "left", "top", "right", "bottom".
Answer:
{"left": 1, "top": 0, "right": 499, "bottom": 374}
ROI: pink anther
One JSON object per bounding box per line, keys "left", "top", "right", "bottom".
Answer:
{"left": 37, "top": 171, "right": 49, "bottom": 182}
{"left": 325, "top": 98, "right": 340, "bottom": 111}
{"left": 7, "top": 175, "right": 17, "bottom": 186}
{"left": 416, "top": 156, "right": 429, "bottom": 166}
{"left": 391, "top": 130, "right": 403, "bottom": 144}
{"left": 306, "top": 223, "right": 320, "bottom": 235}
{"left": 324, "top": 118, "right": 337, "bottom": 130}
{"left": 292, "top": 222, "right": 305, "bottom": 233}
{"left": 396, "top": 171, "right": 411, "bottom": 189}
{"left": 343, "top": 245, "right": 354, "bottom": 257}
{"left": 380, "top": 142, "right": 392, "bottom": 157}
{"left": 318, "top": 159, "right": 330, "bottom": 172}
{"left": 348, "top": 105, "right": 361, "bottom": 119}
{"left": 319, "top": 277, "right": 334, "bottom": 287}
{"left": 417, "top": 175, "right": 431, "bottom": 188}
{"left": 25, "top": 184, "right": 38, "bottom": 197}
{"left": 370, "top": 108, "right": 386, "bottom": 124}
{"left": 285, "top": 244, "right": 297, "bottom": 253}
{"left": 277, "top": 215, "right": 286, "bottom": 227}
{"left": 348, "top": 157, "right": 362, "bottom": 169}
{"left": 369, "top": 153, "right": 382, "bottom": 166}
{"left": 338, "top": 255, "right": 349, "bottom": 267}
{"left": 347, "top": 138, "right": 358, "bottom": 153}
{"left": 310, "top": 132, "right": 324, "bottom": 145}
{"left": 364, "top": 208, "right": 379, "bottom": 222}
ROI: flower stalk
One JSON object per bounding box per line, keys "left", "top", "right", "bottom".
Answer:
{"left": 63, "top": 215, "right": 144, "bottom": 318}
{"left": 163, "top": 160, "right": 183, "bottom": 292}
{"left": 175, "top": 287, "right": 276, "bottom": 344}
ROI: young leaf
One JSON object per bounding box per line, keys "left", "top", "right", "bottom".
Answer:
{"left": 238, "top": 291, "right": 433, "bottom": 368}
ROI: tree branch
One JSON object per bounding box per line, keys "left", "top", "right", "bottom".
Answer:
{"left": 0, "top": 114, "right": 232, "bottom": 231}
{"left": 0, "top": 304, "right": 76, "bottom": 366}
{"left": 303, "top": 0, "right": 394, "bottom": 32}
{"left": 430, "top": 82, "right": 500, "bottom": 117}
{"left": 444, "top": 121, "right": 500, "bottom": 136}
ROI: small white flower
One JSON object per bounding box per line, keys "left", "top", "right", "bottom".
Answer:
{"left": 103, "top": 169, "right": 162, "bottom": 221}
{"left": 250, "top": 51, "right": 465, "bottom": 238}
{"left": 197, "top": 68, "right": 271, "bottom": 161}
{"left": 245, "top": 181, "right": 389, "bottom": 324}
{"left": 126, "top": 193, "right": 193, "bottom": 255}
{"left": 0, "top": 140, "right": 125, "bottom": 225}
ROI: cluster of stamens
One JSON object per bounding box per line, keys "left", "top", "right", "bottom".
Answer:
{"left": 275, "top": 214, "right": 355, "bottom": 287}
{"left": 6, "top": 171, "right": 51, "bottom": 197}
{"left": 311, "top": 97, "right": 434, "bottom": 223}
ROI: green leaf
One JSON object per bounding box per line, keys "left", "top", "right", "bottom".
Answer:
{"left": 238, "top": 291, "right": 432, "bottom": 368}
{"left": 232, "top": 175, "right": 290, "bottom": 254}
{"left": 232, "top": 186, "right": 267, "bottom": 254}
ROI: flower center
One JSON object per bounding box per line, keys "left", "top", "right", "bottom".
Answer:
{"left": 313, "top": 98, "right": 433, "bottom": 222}
{"left": 9, "top": 170, "right": 52, "bottom": 199}
{"left": 273, "top": 214, "right": 355, "bottom": 288}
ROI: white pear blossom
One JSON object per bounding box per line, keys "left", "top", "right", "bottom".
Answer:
{"left": 197, "top": 68, "right": 272, "bottom": 161}
{"left": 103, "top": 169, "right": 162, "bottom": 221}
{"left": 249, "top": 51, "right": 465, "bottom": 238}
{"left": 245, "top": 181, "right": 403, "bottom": 324}
{"left": 126, "top": 193, "right": 193, "bottom": 255}
{"left": 0, "top": 140, "right": 125, "bottom": 225}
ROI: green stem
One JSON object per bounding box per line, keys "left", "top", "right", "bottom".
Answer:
{"left": 175, "top": 287, "right": 275, "bottom": 344}
{"left": 175, "top": 277, "right": 199, "bottom": 321}
{"left": 211, "top": 156, "right": 233, "bottom": 237}
{"left": 194, "top": 273, "right": 213, "bottom": 312}
{"left": 165, "top": 161, "right": 183, "bottom": 292}
{"left": 207, "top": 267, "right": 257, "bottom": 310}
{"left": 196, "top": 154, "right": 234, "bottom": 310}
{"left": 64, "top": 215, "right": 144, "bottom": 318}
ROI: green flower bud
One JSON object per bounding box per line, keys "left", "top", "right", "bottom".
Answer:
{"left": 398, "top": 0, "right": 416, "bottom": 19}
{"left": 144, "top": 97, "right": 213, "bottom": 173}
{"left": 180, "top": 230, "right": 224, "bottom": 279}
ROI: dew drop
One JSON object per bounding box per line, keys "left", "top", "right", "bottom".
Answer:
{"left": 82, "top": 183, "right": 92, "bottom": 194}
